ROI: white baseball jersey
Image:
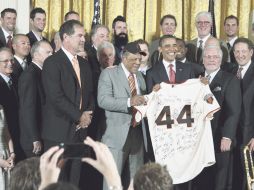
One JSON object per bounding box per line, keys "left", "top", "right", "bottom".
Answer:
{"left": 135, "top": 79, "right": 220, "bottom": 184}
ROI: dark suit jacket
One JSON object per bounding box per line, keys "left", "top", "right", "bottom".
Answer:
{"left": 0, "top": 27, "right": 6, "bottom": 48}
{"left": 220, "top": 42, "right": 238, "bottom": 72}
{"left": 0, "top": 75, "right": 20, "bottom": 147}
{"left": 26, "top": 31, "right": 48, "bottom": 47}
{"left": 41, "top": 49, "right": 94, "bottom": 143}
{"left": 186, "top": 38, "right": 229, "bottom": 66}
{"left": 231, "top": 62, "right": 254, "bottom": 145}
{"left": 84, "top": 44, "right": 101, "bottom": 92}
{"left": 18, "top": 63, "right": 44, "bottom": 149}
{"left": 184, "top": 60, "right": 204, "bottom": 78}
{"left": 84, "top": 43, "right": 106, "bottom": 139}
{"left": 208, "top": 70, "right": 241, "bottom": 150}
{"left": 146, "top": 60, "right": 195, "bottom": 93}
{"left": 12, "top": 57, "right": 24, "bottom": 80}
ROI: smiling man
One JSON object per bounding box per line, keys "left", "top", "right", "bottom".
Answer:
{"left": 231, "top": 37, "right": 254, "bottom": 190}
{"left": 12, "top": 34, "right": 31, "bottom": 79}
{"left": 98, "top": 41, "right": 147, "bottom": 190}
{"left": 0, "top": 47, "right": 25, "bottom": 162}
{"left": 0, "top": 8, "right": 17, "bottom": 49}
{"left": 146, "top": 35, "right": 195, "bottom": 93}
{"left": 41, "top": 20, "right": 94, "bottom": 187}
{"left": 224, "top": 15, "right": 239, "bottom": 65}
{"left": 186, "top": 11, "right": 228, "bottom": 66}
{"left": 192, "top": 41, "right": 241, "bottom": 190}
{"left": 26, "top": 8, "right": 48, "bottom": 47}
{"left": 149, "top": 14, "right": 177, "bottom": 66}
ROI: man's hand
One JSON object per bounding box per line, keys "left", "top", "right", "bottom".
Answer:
{"left": 220, "top": 138, "right": 232, "bottom": 152}
{"left": 200, "top": 76, "right": 209, "bottom": 85}
{"left": 248, "top": 138, "right": 254, "bottom": 151}
{"left": 0, "top": 159, "right": 12, "bottom": 170}
{"left": 82, "top": 137, "right": 121, "bottom": 189}
{"left": 33, "top": 141, "right": 42, "bottom": 155}
{"left": 78, "top": 111, "right": 93, "bottom": 128}
{"left": 152, "top": 84, "right": 161, "bottom": 92}
{"left": 130, "top": 95, "right": 146, "bottom": 106}
{"left": 39, "top": 146, "right": 64, "bottom": 190}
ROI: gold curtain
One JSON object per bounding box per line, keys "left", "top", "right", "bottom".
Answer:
{"left": 33, "top": 0, "right": 254, "bottom": 43}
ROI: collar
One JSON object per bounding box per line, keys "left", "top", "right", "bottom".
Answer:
{"left": 32, "top": 61, "right": 43, "bottom": 70}
{"left": 0, "top": 72, "right": 11, "bottom": 84}
{"left": 14, "top": 55, "right": 24, "bottom": 64}
{"left": 205, "top": 68, "right": 220, "bottom": 83}
{"left": 92, "top": 44, "right": 97, "bottom": 51}
{"left": 32, "top": 30, "right": 43, "bottom": 41}
{"left": 228, "top": 36, "right": 238, "bottom": 47}
{"left": 197, "top": 34, "right": 211, "bottom": 47}
{"left": 61, "top": 46, "right": 76, "bottom": 63}
{"left": 181, "top": 58, "right": 187, "bottom": 63}
{"left": 241, "top": 60, "right": 252, "bottom": 69}
{"left": 121, "top": 63, "right": 133, "bottom": 78}
{"left": 2, "top": 27, "right": 13, "bottom": 40}
{"left": 162, "top": 59, "right": 176, "bottom": 68}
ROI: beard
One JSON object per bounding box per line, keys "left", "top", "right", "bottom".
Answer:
{"left": 114, "top": 32, "right": 128, "bottom": 49}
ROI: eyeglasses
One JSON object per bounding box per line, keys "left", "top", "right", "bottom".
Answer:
{"left": 197, "top": 21, "right": 211, "bottom": 26}
{"left": 0, "top": 59, "right": 14, "bottom": 64}
{"left": 204, "top": 55, "right": 220, "bottom": 60}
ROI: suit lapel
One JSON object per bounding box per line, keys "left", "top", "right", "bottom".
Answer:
{"left": 242, "top": 62, "right": 254, "bottom": 92}
{"left": 31, "top": 62, "right": 44, "bottom": 99}
{"left": 175, "top": 61, "right": 185, "bottom": 82}
{"left": 136, "top": 71, "right": 146, "bottom": 94}
{"left": 58, "top": 49, "right": 80, "bottom": 84}
{"left": 117, "top": 65, "right": 131, "bottom": 96}
{"left": 0, "top": 28, "right": 6, "bottom": 46}
{"left": 14, "top": 58, "right": 23, "bottom": 71}
{"left": 209, "top": 70, "right": 222, "bottom": 89}
{"left": 0, "top": 75, "right": 9, "bottom": 90}
{"left": 156, "top": 61, "right": 169, "bottom": 82}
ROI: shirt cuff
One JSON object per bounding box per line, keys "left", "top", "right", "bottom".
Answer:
{"left": 127, "top": 98, "right": 131, "bottom": 107}
{"left": 222, "top": 137, "right": 231, "bottom": 141}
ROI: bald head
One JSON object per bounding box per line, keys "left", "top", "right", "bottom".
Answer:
{"left": 204, "top": 37, "right": 220, "bottom": 48}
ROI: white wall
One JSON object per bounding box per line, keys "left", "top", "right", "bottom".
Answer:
{"left": 0, "top": 0, "right": 30, "bottom": 34}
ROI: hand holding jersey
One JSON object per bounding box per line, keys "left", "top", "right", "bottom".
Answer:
{"left": 135, "top": 79, "right": 220, "bottom": 184}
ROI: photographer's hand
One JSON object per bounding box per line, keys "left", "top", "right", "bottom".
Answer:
{"left": 38, "top": 146, "right": 64, "bottom": 190}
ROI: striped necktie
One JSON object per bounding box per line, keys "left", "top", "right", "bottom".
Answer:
{"left": 128, "top": 74, "right": 138, "bottom": 127}
{"left": 236, "top": 67, "right": 243, "bottom": 79}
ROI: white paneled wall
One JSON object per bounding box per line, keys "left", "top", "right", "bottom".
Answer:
{"left": 0, "top": 0, "right": 30, "bottom": 34}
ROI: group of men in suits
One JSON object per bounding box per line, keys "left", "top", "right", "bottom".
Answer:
{"left": 1, "top": 5, "right": 254, "bottom": 190}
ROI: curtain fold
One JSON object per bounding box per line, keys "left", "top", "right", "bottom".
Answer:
{"left": 33, "top": 0, "right": 254, "bottom": 42}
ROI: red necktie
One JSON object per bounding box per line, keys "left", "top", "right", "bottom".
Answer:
{"left": 169, "top": 64, "right": 176, "bottom": 84}
{"left": 128, "top": 74, "right": 138, "bottom": 127}
{"left": 7, "top": 35, "right": 12, "bottom": 49}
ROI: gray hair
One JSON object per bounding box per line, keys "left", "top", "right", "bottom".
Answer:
{"left": 97, "top": 41, "right": 115, "bottom": 59}
{"left": 91, "top": 24, "right": 110, "bottom": 38}
{"left": 195, "top": 11, "right": 212, "bottom": 24}
{"left": 30, "top": 40, "right": 50, "bottom": 58}
{"left": 203, "top": 45, "right": 223, "bottom": 59}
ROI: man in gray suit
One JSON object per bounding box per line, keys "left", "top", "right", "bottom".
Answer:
{"left": 98, "top": 41, "right": 147, "bottom": 190}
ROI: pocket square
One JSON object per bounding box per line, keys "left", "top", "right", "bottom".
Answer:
{"left": 213, "top": 86, "right": 221, "bottom": 92}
